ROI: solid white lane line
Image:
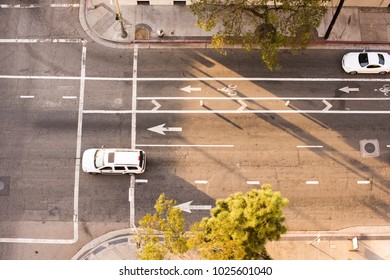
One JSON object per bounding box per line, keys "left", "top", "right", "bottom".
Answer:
{"left": 3, "top": 74, "right": 390, "bottom": 83}
{"left": 135, "top": 77, "right": 390, "bottom": 82}
{"left": 357, "top": 180, "right": 371, "bottom": 185}
{"left": 0, "top": 39, "right": 84, "bottom": 44}
{"left": 195, "top": 180, "right": 208, "bottom": 184}
{"left": 83, "top": 109, "right": 390, "bottom": 114}
{"left": 0, "top": 4, "right": 40, "bottom": 8}
{"left": 129, "top": 176, "right": 135, "bottom": 227}
{"left": 72, "top": 42, "right": 87, "bottom": 243}
{"left": 138, "top": 96, "right": 390, "bottom": 101}
{"left": 50, "top": 4, "right": 80, "bottom": 8}
{"left": 131, "top": 45, "right": 138, "bottom": 150}
{"left": 0, "top": 4, "right": 80, "bottom": 8}
{"left": 306, "top": 181, "right": 319, "bottom": 185}
{"left": 297, "top": 145, "right": 324, "bottom": 148}
{"left": 136, "top": 144, "right": 234, "bottom": 148}
{"left": 247, "top": 181, "right": 261, "bottom": 185}
{"left": 20, "top": 95, "right": 34, "bottom": 99}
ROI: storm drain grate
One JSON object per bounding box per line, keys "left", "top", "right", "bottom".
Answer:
{"left": 0, "top": 176, "right": 10, "bottom": 196}
{"left": 359, "top": 139, "right": 380, "bottom": 158}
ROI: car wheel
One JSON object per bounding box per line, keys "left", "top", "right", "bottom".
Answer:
{"left": 89, "top": 172, "right": 98, "bottom": 175}
{"left": 349, "top": 71, "right": 357, "bottom": 75}
{"left": 379, "top": 71, "right": 387, "bottom": 75}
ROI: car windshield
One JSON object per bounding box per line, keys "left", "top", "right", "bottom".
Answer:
{"left": 358, "top": 53, "right": 369, "bottom": 67}
{"left": 94, "top": 149, "right": 105, "bottom": 168}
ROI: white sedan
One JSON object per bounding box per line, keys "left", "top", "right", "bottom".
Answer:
{"left": 342, "top": 51, "right": 390, "bottom": 74}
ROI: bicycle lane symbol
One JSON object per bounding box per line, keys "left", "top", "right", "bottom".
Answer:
{"left": 376, "top": 84, "right": 390, "bottom": 96}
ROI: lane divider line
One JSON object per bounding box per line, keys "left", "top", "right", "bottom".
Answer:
{"left": 357, "top": 180, "right": 371, "bottom": 185}
{"left": 195, "top": 180, "right": 208, "bottom": 184}
{"left": 247, "top": 181, "right": 261, "bottom": 185}
{"left": 306, "top": 181, "right": 319, "bottom": 185}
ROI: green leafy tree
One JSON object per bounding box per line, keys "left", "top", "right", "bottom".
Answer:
{"left": 190, "top": 0, "right": 329, "bottom": 70}
{"left": 136, "top": 193, "right": 189, "bottom": 260}
{"left": 189, "top": 185, "right": 288, "bottom": 260}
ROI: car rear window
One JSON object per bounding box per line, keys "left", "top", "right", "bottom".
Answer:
{"left": 378, "top": 54, "right": 385, "bottom": 65}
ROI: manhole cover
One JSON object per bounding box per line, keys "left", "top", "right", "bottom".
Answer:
{"left": 359, "top": 139, "right": 380, "bottom": 158}
{"left": 364, "top": 143, "right": 376, "bottom": 153}
{"left": 135, "top": 28, "right": 149, "bottom": 40}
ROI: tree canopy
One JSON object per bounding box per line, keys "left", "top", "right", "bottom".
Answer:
{"left": 137, "top": 185, "right": 288, "bottom": 260}
{"left": 190, "top": 0, "right": 329, "bottom": 70}
{"left": 189, "top": 185, "right": 288, "bottom": 260}
{"left": 136, "top": 193, "right": 189, "bottom": 260}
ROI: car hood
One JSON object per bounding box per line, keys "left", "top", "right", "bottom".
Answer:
{"left": 342, "top": 52, "right": 361, "bottom": 70}
{"left": 82, "top": 149, "right": 98, "bottom": 172}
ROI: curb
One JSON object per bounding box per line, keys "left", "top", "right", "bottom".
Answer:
{"left": 80, "top": 2, "right": 390, "bottom": 50}
{"left": 71, "top": 228, "right": 137, "bottom": 260}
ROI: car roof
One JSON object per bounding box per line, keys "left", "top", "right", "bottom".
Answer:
{"left": 104, "top": 149, "right": 141, "bottom": 166}
{"left": 366, "top": 52, "right": 381, "bottom": 64}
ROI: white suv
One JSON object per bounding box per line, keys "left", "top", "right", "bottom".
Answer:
{"left": 82, "top": 148, "right": 146, "bottom": 175}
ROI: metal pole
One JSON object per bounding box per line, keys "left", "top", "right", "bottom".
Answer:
{"left": 324, "top": 0, "right": 345, "bottom": 40}
{"left": 115, "top": 0, "right": 128, "bottom": 38}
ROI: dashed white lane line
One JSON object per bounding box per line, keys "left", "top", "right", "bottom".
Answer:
{"left": 306, "top": 181, "right": 319, "bottom": 185}
{"left": 247, "top": 181, "right": 261, "bottom": 185}
{"left": 63, "top": 96, "right": 77, "bottom": 99}
{"left": 135, "top": 179, "right": 148, "bottom": 183}
{"left": 357, "top": 180, "right": 371, "bottom": 185}
{"left": 20, "top": 95, "right": 34, "bottom": 99}
{"left": 195, "top": 180, "right": 208, "bottom": 184}
{"left": 297, "top": 145, "right": 324, "bottom": 148}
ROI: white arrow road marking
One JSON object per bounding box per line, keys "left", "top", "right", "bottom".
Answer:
{"left": 180, "top": 85, "right": 201, "bottom": 93}
{"left": 147, "top": 123, "right": 182, "bottom": 135}
{"left": 322, "top": 99, "right": 332, "bottom": 111}
{"left": 339, "top": 86, "right": 360, "bottom": 94}
{"left": 175, "top": 201, "right": 212, "bottom": 213}
{"left": 151, "top": 99, "right": 161, "bottom": 111}
{"left": 237, "top": 99, "right": 247, "bottom": 111}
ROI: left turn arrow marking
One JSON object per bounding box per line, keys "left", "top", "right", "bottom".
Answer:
{"left": 147, "top": 123, "right": 182, "bottom": 135}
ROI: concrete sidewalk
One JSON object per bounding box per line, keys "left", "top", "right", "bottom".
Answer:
{"left": 72, "top": 226, "right": 390, "bottom": 260}
{"left": 80, "top": 1, "right": 390, "bottom": 49}
{"left": 74, "top": 2, "right": 390, "bottom": 260}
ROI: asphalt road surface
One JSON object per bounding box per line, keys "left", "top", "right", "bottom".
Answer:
{"left": 0, "top": 4, "right": 390, "bottom": 259}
